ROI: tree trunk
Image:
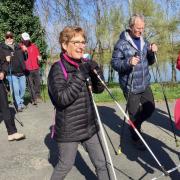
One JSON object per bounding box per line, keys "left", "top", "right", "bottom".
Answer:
{"left": 171, "top": 58, "right": 176, "bottom": 82}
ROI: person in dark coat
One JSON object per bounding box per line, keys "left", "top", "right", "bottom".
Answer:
{"left": 0, "top": 47, "right": 25, "bottom": 141}
{"left": 0, "top": 31, "right": 26, "bottom": 112}
{"left": 48, "top": 26, "right": 109, "bottom": 180}
{"left": 111, "top": 14, "right": 158, "bottom": 150}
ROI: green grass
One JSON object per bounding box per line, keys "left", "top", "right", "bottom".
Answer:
{"left": 35, "top": 82, "right": 180, "bottom": 103}
{"left": 151, "top": 82, "right": 180, "bottom": 102}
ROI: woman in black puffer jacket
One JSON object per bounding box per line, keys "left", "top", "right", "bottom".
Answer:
{"left": 48, "top": 26, "right": 110, "bottom": 180}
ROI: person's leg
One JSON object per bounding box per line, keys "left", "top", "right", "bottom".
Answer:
{"left": 51, "top": 142, "right": 78, "bottom": 180}
{"left": 126, "top": 93, "right": 142, "bottom": 141}
{"left": 26, "top": 73, "right": 36, "bottom": 103}
{"left": 19, "top": 75, "right": 26, "bottom": 106}
{"left": 33, "top": 70, "right": 41, "bottom": 99}
{"left": 138, "top": 86, "right": 155, "bottom": 128}
{"left": 7, "top": 75, "right": 21, "bottom": 110}
{"left": 0, "top": 82, "right": 17, "bottom": 135}
{"left": 82, "top": 134, "right": 110, "bottom": 180}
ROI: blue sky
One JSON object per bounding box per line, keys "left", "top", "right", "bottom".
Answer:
{"left": 34, "top": 0, "right": 180, "bottom": 53}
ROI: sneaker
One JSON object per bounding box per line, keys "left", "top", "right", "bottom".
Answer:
{"left": 8, "top": 133, "right": 25, "bottom": 141}
{"left": 32, "top": 100, "right": 37, "bottom": 105}
{"left": 17, "top": 107, "right": 23, "bottom": 112}
{"left": 37, "top": 97, "right": 43, "bottom": 103}
{"left": 132, "top": 139, "right": 146, "bottom": 151}
{"left": 20, "top": 104, "right": 27, "bottom": 109}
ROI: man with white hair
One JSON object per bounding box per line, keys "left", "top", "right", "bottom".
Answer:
{"left": 20, "top": 32, "right": 42, "bottom": 105}
{"left": 111, "top": 14, "right": 158, "bottom": 151}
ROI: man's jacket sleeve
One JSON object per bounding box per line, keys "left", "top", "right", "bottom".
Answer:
{"left": 111, "top": 40, "right": 132, "bottom": 74}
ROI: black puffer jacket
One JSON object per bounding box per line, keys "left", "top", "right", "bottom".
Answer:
{"left": 0, "top": 43, "right": 26, "bottom": 76}
{"left": 48, "top": 53, "right": 104, "bottom": 142}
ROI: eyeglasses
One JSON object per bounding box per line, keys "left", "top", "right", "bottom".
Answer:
{"left": 69, "top": 40, "right": 86, "bottom": 47}
{"left": 6, "top": 36, "right": 13, "bottom": 39}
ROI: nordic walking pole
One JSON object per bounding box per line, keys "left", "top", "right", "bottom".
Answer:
{"left": 8, "top": 58, "right": 23, "bottom": 127}
{"left": 117, "top": 70, "right": 133, "bottom": 155}
{"left": 118, "top": 52, "right": 138, "bottom": 155}
{"left": 93, "top": 69, "right": 169, "bottom": 176}
{"left": 154, "top": 53, "right": 179, "bottom": 147}
{"left": 102, "top": 123, "right": 119, "bottom": 156}
{"left": 151, "top": 163, "right": 180, "bottom": 180}
{"left": 41, "top": 65, "right": 46, "bottom": 102}
{"left": 87, "top": 78, "right": 118, "bottom": 180}
{"left": 2, "top": 81, "right": 23, "bottom": 127}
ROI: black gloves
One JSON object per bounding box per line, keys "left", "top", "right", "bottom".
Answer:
{"left": 79, "top": 60, "right": 99, "bottom": 77}
{"left": 88, "top": 60, "right": 99, "bottom": 71}
{"left": 76, "top": 60, "right": 100, "bottom": 82}
{"left": 79, "top": 62, "right": 91, "bottom": 76}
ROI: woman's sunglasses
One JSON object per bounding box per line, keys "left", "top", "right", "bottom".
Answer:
{"left": 5, "top": 36, "right": 13, "bottom": 39}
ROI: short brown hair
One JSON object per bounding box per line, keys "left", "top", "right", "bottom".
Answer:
{"left": 59, "top": 26, "right": 86, "bottom": 51}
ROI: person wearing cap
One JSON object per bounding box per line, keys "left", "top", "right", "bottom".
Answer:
{"left": 0, "top": 32, "right": 25, "bottom": 141}
{"left": 20, "top": 32, "right": 42, "bottom": 105}
{"left": 0, "top": 31, "right": 27, "bottom": 112}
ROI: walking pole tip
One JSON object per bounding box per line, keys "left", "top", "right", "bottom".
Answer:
{"left": 117, "top": 148, "right": 122, "bottom": 155}
{"left": 161, "top": 166, "right": 169, "bottom": 176}
{"left": 175, "top": 139, "right": 179, "bottom": 147}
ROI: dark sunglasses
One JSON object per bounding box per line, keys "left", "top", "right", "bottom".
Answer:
{"left": 5, "top": 36, "right": 13, "bottom": 39}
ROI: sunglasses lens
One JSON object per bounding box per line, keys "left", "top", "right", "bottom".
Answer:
{"left": 6, "top": 36, "right": 13, "bottom": 39}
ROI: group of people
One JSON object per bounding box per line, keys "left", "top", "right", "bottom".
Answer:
{"left": 48, "top": 14, "right": 159, "bottom": 180}
{"left": 1, "top": 13, "right": 179, "bottom": 179}
{"left": 0, "top": 31, "right": 42, "bottom": 141}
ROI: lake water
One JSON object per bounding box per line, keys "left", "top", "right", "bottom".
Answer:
{"left": 103, "top": 61, "right": 180, "bottom": 83}
{"left": 42, "top": 61, "right": 180, "bottom": 84}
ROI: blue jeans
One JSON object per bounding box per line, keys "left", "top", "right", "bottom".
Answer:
{"left": 7, "top": 75, "right": 26, "bottom": 109}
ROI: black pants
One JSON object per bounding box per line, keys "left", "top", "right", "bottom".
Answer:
{"left": 0, "top": 81, "right": 17, "bottom": 135}
{"left": 125, "top": 86, "right": 155, "bottom": 141}
{"left": 26, "top": 69, "right": 41, "bottom": 101}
